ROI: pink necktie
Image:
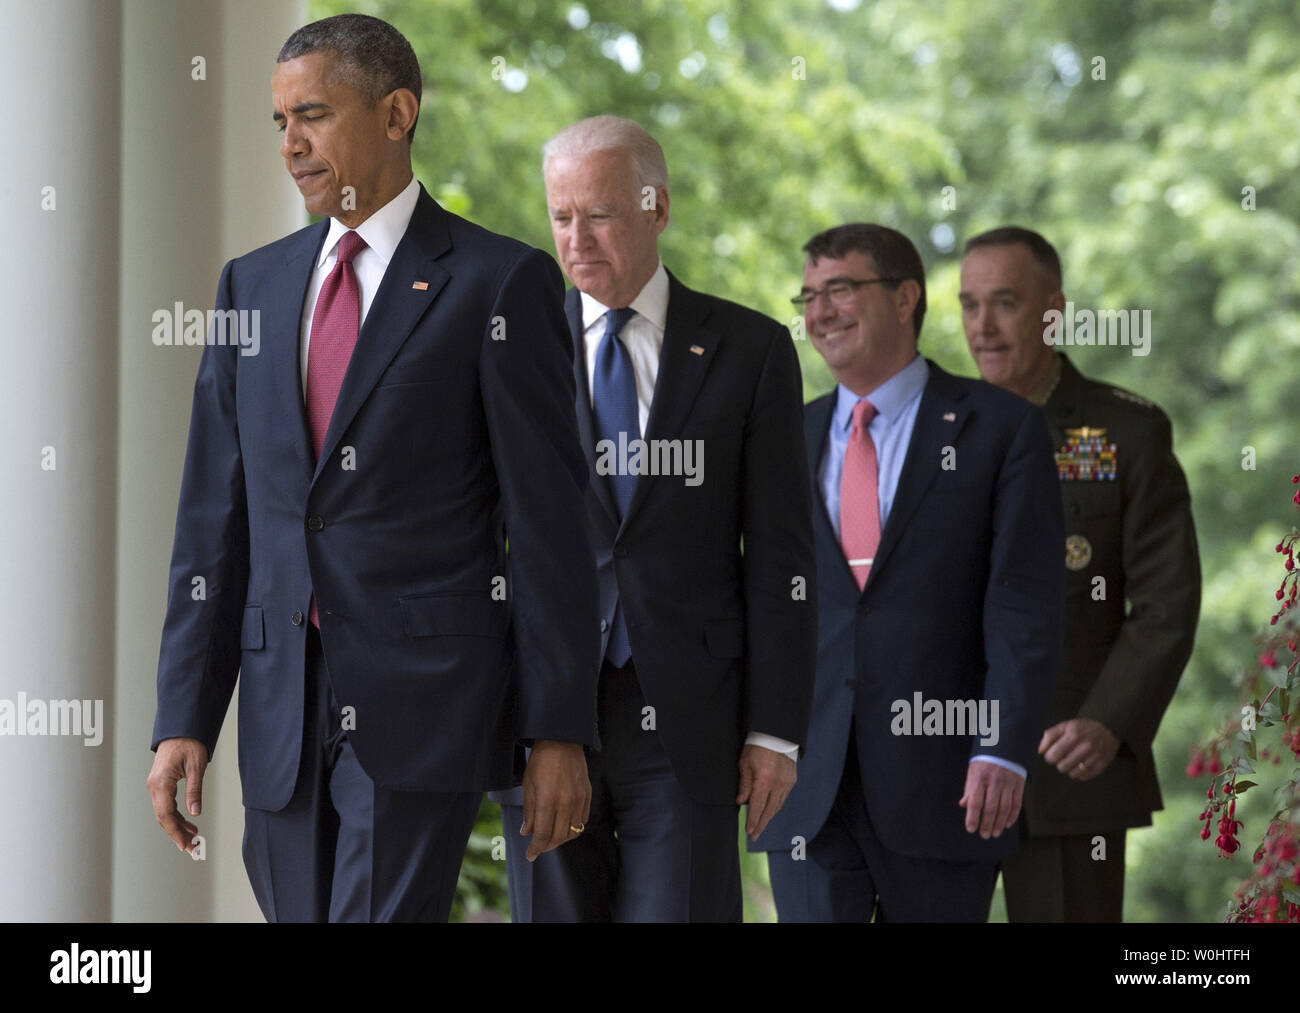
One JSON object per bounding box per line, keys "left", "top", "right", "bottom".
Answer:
{"left": 840, "top": 399, "right": 881, "bottom": 591}
{"left": 305, "top": 229, "right": 366, "bottom": 627}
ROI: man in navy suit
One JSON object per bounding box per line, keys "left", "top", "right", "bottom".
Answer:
{"left": 145, "top": 14, "right": 600, "bottom": 922}
{"left": 497, "top": 116, "right": 817, "bottom": 921}
{"left": 752, "top": 224, "right": 1063, "bottom": 921}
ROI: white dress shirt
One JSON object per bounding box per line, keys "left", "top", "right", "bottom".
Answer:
{"left": 579, "top": 261, "right": 800, "bottom": 763}
{"left": 299, "top": 173, "right": 421, "bottom": 397}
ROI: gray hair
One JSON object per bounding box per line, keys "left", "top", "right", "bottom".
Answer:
{"left": 542, "top": 115, "right": 669, "bottom": 191}
{"left": 278, "top": 14, "right": 422, "bottom": 144}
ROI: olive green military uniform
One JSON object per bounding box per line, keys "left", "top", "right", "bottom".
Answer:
{"left": 1000, "top": 353, "right": 1200, "bottom": 921}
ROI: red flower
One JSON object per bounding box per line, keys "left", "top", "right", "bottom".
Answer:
{"left": 1215, "top": 811, "right": 1244, "bottom": 857}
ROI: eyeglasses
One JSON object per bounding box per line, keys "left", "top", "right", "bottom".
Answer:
{"left": 791, "top": 277, "right": 899, "bottom": 309}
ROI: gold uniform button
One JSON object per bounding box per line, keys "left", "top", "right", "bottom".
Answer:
{"left": 1065, "top": 534, "right": 1092, "bottom": 571}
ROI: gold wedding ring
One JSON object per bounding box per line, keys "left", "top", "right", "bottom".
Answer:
{"left": 569, "top": 823, "right": 585, "bottom": 834}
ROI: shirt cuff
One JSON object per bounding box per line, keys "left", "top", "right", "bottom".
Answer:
{"left": 969, "top": 755, "right": 1026, "bottom": 780}
{"left": 745, "top": 732, "right": 800, "bottom": 762}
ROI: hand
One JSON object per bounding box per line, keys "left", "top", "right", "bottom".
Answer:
{"left": 958, "top": 761, "right": 1025, "bottom": 839}
{"left": 520, "top": 740, "right": 591, "bottom": 862}
{"left": 146, "top": 737, "right": 209, "bottom": 854}
{"left": 1040, "top": 718, "right": 1120, "bottom": 781}
{"left": 737, "top": 744, "right": 797, "bottom": 841}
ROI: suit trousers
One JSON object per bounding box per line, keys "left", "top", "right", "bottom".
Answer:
{"left": 1000, "top": 830, "right": 1127, "bottom": 922}
{"left": 768, "top": 722, "right": 998, "bottom": 922}
{"left": 500, "top": 658, "right": 742, "bottom": 922}
{"left": 241, "top": 623, "right": 482, "bottom": 922}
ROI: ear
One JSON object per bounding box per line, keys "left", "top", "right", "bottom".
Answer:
{"left": 1045, "top": 287, "right": 1066, "bottom": 315}
{"left": 383, "top": 87, "right": 420, "bottom": 142}
{"left": 649, "top": 185, "right": 670, "bottom": 235}
{"left": 894, "top": 278, "right": 921, "bottom": 326}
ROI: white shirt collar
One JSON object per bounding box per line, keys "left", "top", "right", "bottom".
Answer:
{"left": 579, "top": 260, "right": 669, "bottom": 332}
{"left": 316, "top": 174, "right": 421, "bottom": 269}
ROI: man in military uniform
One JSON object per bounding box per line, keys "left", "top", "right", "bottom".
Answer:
{"left": 958, "top": 226, "right": 1200, "bottom": 921}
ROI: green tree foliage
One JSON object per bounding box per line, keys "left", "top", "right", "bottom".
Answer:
{"left": 311, "top": 0, "right": 1299, "bottom": 920}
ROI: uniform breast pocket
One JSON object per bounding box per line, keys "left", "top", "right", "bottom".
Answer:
{"left": 1064, "top": 480, "right": 1121, "bottom": 520}
{"left": 1062, "top": 481, "right": 1122, "bottom": 578}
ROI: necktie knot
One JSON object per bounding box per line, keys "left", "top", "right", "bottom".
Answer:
{"left": 604, "top": 306, "right": 636, "bottom": 341}
{"left": 334, "top": 230, "right": 366, "bottom": 266}
{"left": 852, "top": 398, "right": 877, "bottom": 430}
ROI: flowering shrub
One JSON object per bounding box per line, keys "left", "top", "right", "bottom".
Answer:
{"left": 1189, "top": 475, "right": 1300, "bottom": 922}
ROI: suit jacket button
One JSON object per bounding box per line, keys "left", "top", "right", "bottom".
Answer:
{"left": 600, "top": 619, "right": 608, "bottom": 632}
{"left": 307, "top": 515, "right": 324, "bottom": 532}
{"left": 291, "top": 611, "right": 304, "bottom": 626}
{"left": 614, "top": 546, "right": 628, "bottom": 559}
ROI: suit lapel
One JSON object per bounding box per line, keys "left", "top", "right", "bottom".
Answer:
{"left": 567, "top": 288, "right": 619, "bottom": 527}
{"left": 275, "top": 222, "right": 328, "bottom": 483}
{"left": 805, "top": 392, "right": 860, "bottom": 592}
{"left": 311, "top": 184, "right": 451, "bottom": 485}
{"left": 865, "top": 360, "right": 971, "bottom": 590}
{"left": 618, "top": 270, "right": 717, "bottom": 532}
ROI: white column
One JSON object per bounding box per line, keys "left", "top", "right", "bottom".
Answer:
{"left": 0, "top": 0, "right": 123, "bottom": 921}
{"left": 111, "top": 0, "right": 305, "bottom": 922}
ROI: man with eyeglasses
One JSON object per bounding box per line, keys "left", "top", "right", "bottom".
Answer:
{"left": 750, "top": 223, "right": 1063, "bottom": 921}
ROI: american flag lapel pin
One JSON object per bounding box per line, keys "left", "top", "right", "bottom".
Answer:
{"left": 943, "top": 411, "right": 956, "bottom": 421}
{"left": 689, "top": 344, "right": 705, "bottom": 356}
{"left": 412, "top": 280, "right": 429, "bottom": 291}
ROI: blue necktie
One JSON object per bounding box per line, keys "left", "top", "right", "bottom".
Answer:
{"left": 591, "top": 306, "right": 638, "bottom": 665}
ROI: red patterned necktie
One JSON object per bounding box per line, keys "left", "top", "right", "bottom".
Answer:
{"left": 840, "top": 399, "right": 881, "bottom": 591}
{"left": 305, "top": 229, "right": 366, "bottom": 627}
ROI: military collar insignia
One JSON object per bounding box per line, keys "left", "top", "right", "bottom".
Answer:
{"left": 1113, "top": 388, "right": 1154, "bottom": 409}
{"left": 1026, "top": 353, "right": 1064, "bottom": 407}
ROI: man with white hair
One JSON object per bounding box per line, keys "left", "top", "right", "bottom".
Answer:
{"left": 496, "top": 116, "right": 817, "bottom": 921}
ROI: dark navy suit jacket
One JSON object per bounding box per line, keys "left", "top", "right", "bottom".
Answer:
{"left": 566, "top": 274, "right": 818, "bottom": 804}
{"left": 151, "top": 183, "right": 601, "bottom": 810}
{"left": 752, "top": 361, "right": 1063, "bottom": 861}
{"left": 497, "top": 273, "right": 818, "bottom": 808}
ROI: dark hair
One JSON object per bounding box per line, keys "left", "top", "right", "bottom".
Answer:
{"left": 802, "top": 224, "right": 927, "bottom": 339}
{"left": 963, "top": 226, "right": 1063, "bottom": 290}
{"left": 278, "top": 14, "right": 422, "bottom": 143}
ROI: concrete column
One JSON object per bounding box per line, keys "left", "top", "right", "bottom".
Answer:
{"left": 111, "top": 0, "right": 304, "bottom": 922}
{"left": 0, "top": 0, "right": 123, "bottom": 920}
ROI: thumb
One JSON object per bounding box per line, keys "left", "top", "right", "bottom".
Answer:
{"left": 184, "top": 754, "right": 204, "bottom": 817}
